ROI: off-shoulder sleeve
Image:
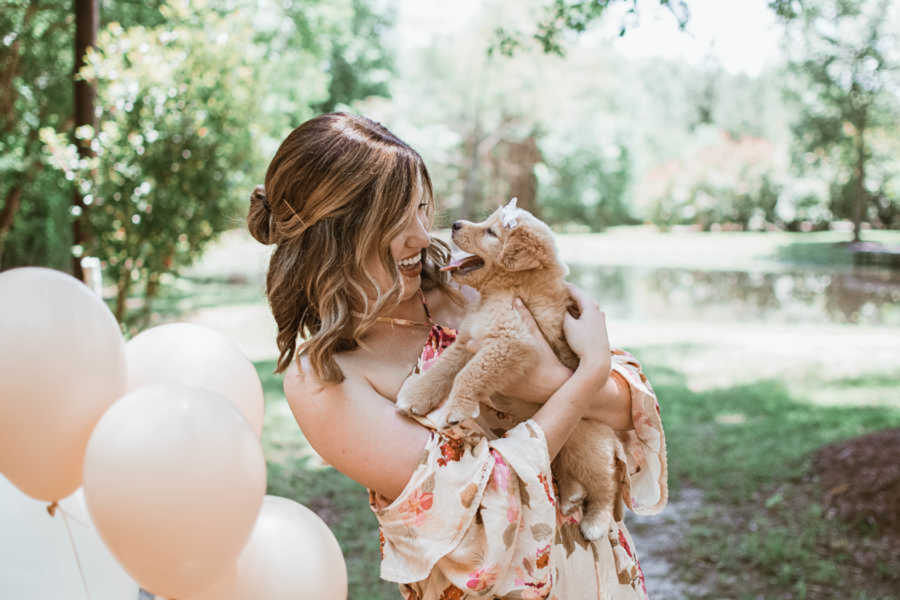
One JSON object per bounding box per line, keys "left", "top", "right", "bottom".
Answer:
{"left": 610, "top": 348, "right": 668, "bottom": 515}
{"left": 370, "top": 418, "right": 559, "bottom": 598}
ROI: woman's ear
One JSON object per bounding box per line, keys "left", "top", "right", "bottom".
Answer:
{"left": 498, "top": 227, "right": 543, "bottom": 271}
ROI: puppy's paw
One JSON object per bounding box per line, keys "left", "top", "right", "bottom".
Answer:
{"left": 579, "top": 501, "right": 614, "bottom": 541}
{"left": 579, "top": 511, "right": 612, "bottom": 541}
{"left": 557, "top": 478, "right": 587, "bottom": 516}
{"left": 430, "top": 399, "right": 480, "bottom": 430}
{"left": 396, "top": 375, "right": 438, "bottom": 416}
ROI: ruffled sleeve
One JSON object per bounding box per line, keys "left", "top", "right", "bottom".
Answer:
{"left": 610, "top": 348, "right": 667, "bottom": 515}
{"left": 370, "top": 418, "right": 559, "bottom": 598}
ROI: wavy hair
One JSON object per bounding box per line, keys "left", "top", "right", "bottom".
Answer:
{"left": 248, "top": 113, "right": 458, "bottom": 382}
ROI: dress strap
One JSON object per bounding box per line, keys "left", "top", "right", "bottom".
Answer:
{"left": 417, "top": 288, "right": 435, "bottom": 323}
{"left": 370, "top": 289, "right": 436, "bottom": 328}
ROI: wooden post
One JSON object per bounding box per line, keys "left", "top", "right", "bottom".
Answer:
{"left": 72, "top": 0, "right": 98, "bottom": 279}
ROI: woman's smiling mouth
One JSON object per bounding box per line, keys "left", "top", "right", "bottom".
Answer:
{"left": 397, "top": 252, "right": 423, "bottom": 276}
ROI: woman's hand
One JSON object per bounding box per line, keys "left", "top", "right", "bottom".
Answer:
{"left": 563, "top": 283, "right": 611, "bottom": 387}
{"left": 459, "top": 297, "right": 572, "bottom": 404}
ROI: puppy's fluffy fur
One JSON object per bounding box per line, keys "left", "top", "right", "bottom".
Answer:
{"left": 396, "top": 199, "right": 623, "bottom": 540}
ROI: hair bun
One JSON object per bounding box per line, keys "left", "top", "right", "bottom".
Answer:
{"left": 252, "top": 185, "right": 269, "bottom": 211}
{"left": 247, "top": 184, "right": 274, "bottom": 244}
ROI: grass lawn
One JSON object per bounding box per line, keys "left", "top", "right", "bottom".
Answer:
{"left": 556, "top": 227, "right": 900, "bottom": 271}
{"left": 651, "top": 357, "right": 900, "bottom": 599}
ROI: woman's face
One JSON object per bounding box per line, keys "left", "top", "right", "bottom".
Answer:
{"left": 367, "top": 194, "right": 432, "bottom": 302}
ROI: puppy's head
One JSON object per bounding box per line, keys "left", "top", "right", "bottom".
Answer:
{"left": 442, "top": 198, "right": 567, "bottom": 290}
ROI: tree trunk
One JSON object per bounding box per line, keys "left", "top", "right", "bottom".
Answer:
{"left": 460, "top": 120, "right": 483, "bottom": 221}
{"left": 853, "top": 111, "right": 867, "bottom": 243}
{"left": 72, "top": 0, "right": 98, "bottom": 280}
{"left": 140, "top": 270, "right": 161, "bottom": 330}
{"left": 504, "top": 134, "right": 542, "bottom": 219}
{"left": 0, "top": 185, "right": 23, "bottom": 265}
{"left": 115, "top": 268, "right": 131, "bottom": 324}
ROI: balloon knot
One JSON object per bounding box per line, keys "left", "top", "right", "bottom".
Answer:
{"left": 46, "top": 501, "right": 59, "bottom": 517}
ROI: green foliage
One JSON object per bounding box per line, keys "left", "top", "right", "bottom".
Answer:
{"left": 0, "top": 0, "right": 177, "bottom": 271}
{"left": 773, "top": 0, "right": 900, "bottom": 239}
{"left": 492, "top": 0, "right": 689, "bottom": 56}
{"left": 312, "top": 0, "right": 394, "bottom": 112}
{"left": 538, "top": 144, "right": 635, "bottom": 230}
{"left": 4, "top": 0, "right": 395, "bottom": 326}
{"left": 0, "top": 1, "right": 76, "bottom": 270}
{"left": 42, "top": 3, "right": 262, "bottom": 325}
{"left": 250, "top": 0, "right": 393, "bottom": 145}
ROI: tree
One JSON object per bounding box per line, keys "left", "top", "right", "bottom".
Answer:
{"left": 42, "top": 4, "right": 263, "bottom": 325}
{"left": 1, "top": 1, "right": 78, "bottom": 269}
{"left": 772, "top": 0, "right": 900, "bottom": 240}
{"left": 492, "top": 0, "right": 689, "bottom": 56}
{"left": 0, "top": 0, "right": 168, "bottom": 271}
{"left": 5, "top": 0, "right": 396, "bottom": 327}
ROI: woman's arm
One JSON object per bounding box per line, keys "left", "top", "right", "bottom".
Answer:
{"left": 585, "top": 370, "right": 633, "bottom": 431}
{"left": 284, "top": 357, "right": 431, "bottom": 502}
{"left": 530, "top": 364, "right": 605, "bottom": 460}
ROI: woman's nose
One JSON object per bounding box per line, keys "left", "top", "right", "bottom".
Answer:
{"left": 408, "top": 213, "right": 430, "bottom": 246}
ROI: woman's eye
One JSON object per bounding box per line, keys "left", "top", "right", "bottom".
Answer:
{"left": 418, "top": 202, "right": 428, "bottom": 210}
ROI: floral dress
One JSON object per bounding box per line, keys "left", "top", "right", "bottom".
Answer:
{"left": 368, "top": 318, "right": 667, "bottom": 600}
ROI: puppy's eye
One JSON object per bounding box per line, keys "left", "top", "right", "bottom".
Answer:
{"left": 486, "top": 228, "right": 497, "bottom": 237}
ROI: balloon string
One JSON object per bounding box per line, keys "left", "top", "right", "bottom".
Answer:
{"left": 59, "top": 504, "right": 93, "bottom": 600}
{"left": 57, "top": 504, "right": 91, "bottom": 529}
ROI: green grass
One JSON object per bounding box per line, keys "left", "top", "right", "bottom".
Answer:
{"left": 771, "top": 230, "right": 900, "bottom": 267}
{"left": 650, "top": 358, "right": 900, "bottom": 599}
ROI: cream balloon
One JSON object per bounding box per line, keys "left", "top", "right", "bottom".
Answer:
{"left": 126, "top": 322, "right": 264, "bottom": 437}
{"left": 191, "top": 495, "right": 348, "bottom": 600}
{"left": 0, "top": 267, "right": 126, "bottom": 501}
{"left": 83, "top": 383, "right": 266, "bottom": 598}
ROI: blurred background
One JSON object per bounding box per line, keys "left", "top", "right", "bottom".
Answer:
{"left": 2, "top": 0, "right": 899, "bottom": 598}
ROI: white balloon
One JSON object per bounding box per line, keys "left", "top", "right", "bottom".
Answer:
{"left": 126, "top": 322, "right": 265, "bottom": 436}
{"left": 0, "top": 476, "right": 138, "bottom": 599}
{"left": 83, "top": 383, "right": 266, "bottom": 598}
{"left": 0, "top": 267, "right": 126, "bottom": 501}
{"left": 191, "top": 495, "right": 348, "bottom": 600}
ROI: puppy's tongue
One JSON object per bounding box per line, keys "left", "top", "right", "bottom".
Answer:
{"left": 441, "top": 253, "right": 479, "bottom": 272}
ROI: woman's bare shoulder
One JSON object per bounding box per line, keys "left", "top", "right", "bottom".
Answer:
{"left": 283, "top": 352, "right": 363, "bottom": 414}
{"left": 283, "top": 352, "right": 431, "bottom": 501}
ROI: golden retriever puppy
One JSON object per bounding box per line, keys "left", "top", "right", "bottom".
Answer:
{"left": 396, "top": 198, "right": 622, "bottom": 540}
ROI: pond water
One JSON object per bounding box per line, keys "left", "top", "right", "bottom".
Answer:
{"left": 568, "top": 264, "right": 900, "bottom": 327}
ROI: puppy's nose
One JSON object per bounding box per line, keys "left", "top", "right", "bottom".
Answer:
{"left": 452, "top": 221, "right": 463, "bottom": 231}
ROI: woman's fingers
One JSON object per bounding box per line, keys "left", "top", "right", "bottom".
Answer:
{"left": 562, "top": 284, "right": 610, "bottom": 365}
{"left": 565, "top": 282, "right": 599, "bottom": 316}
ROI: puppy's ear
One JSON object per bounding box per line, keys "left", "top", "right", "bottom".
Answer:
{"left": 498, "top": 227, "right": 543, "bottom": 271}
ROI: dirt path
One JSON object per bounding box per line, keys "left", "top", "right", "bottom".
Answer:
{"left": 628, "top": 488, "right": 707, "bottom": 599}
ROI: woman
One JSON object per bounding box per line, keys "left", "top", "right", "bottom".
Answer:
{"left": 248, "top": 113, "right": 667, "bottom": 599}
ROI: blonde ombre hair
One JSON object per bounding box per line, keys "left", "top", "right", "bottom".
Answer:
{"left": 248, "top": 113, "right": 458, "bottom": 382}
